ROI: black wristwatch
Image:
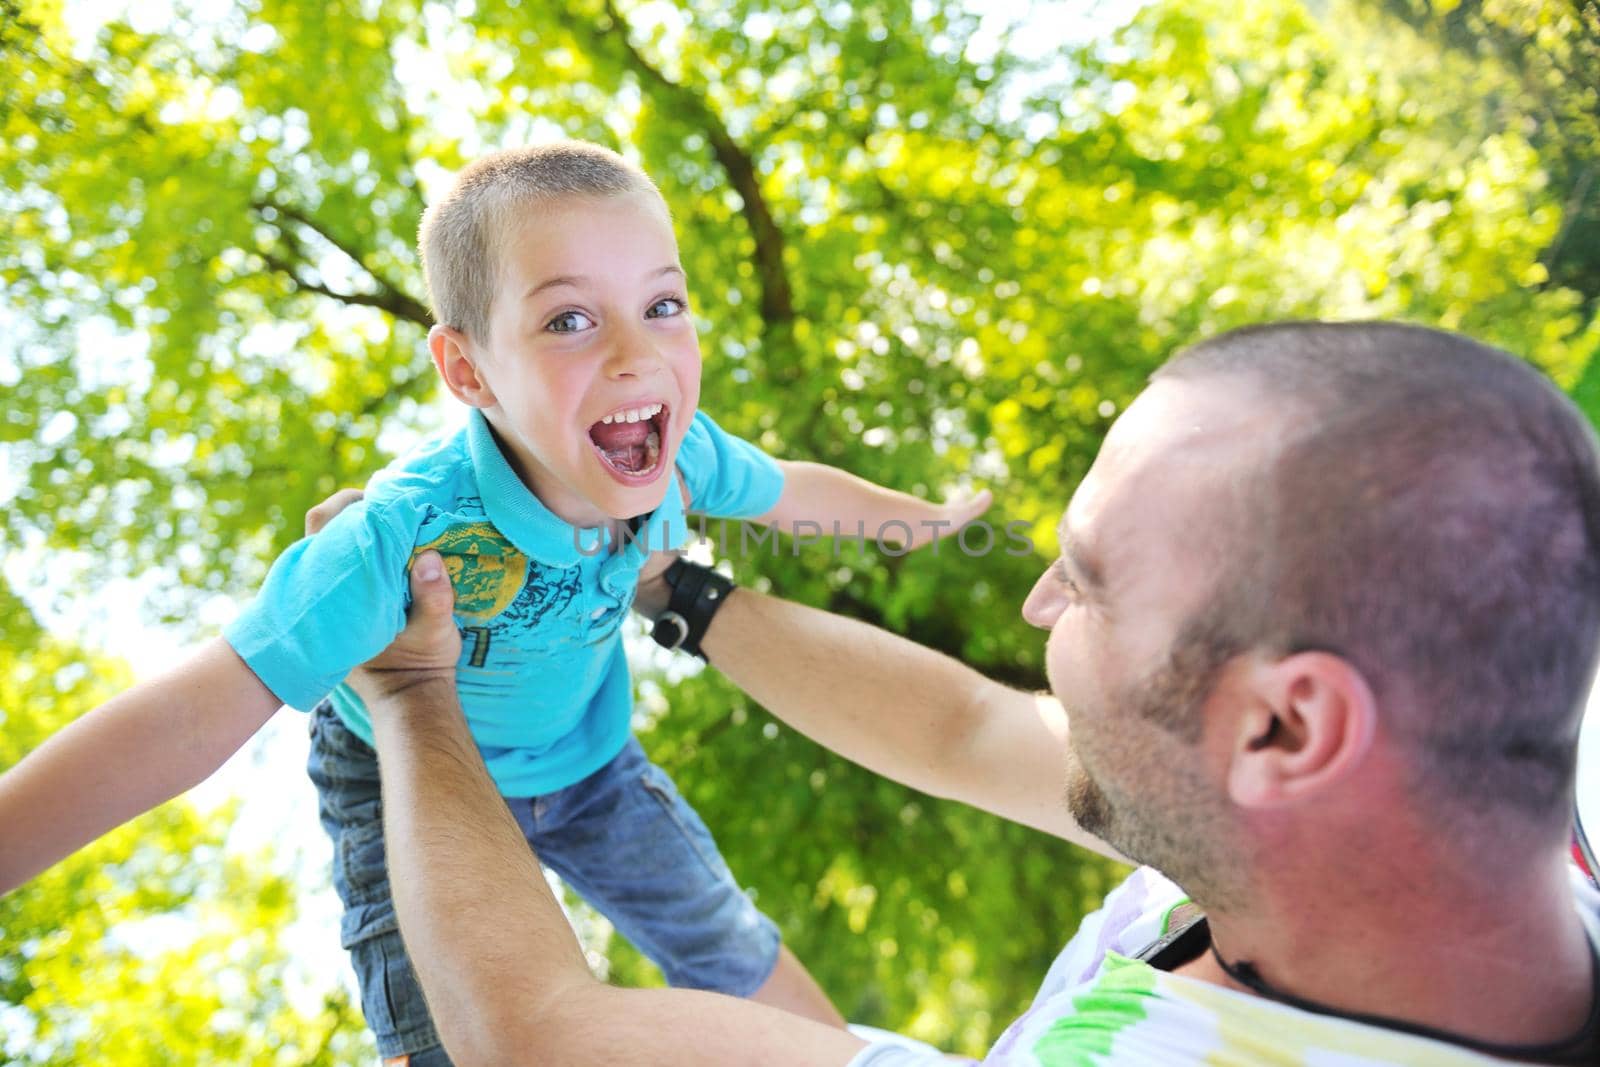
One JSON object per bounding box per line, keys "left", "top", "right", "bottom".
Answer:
{"left": 650, "top": 559, "right": 735, "bottom": 661}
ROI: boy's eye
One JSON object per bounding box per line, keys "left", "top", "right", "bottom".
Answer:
{"left": 546, "top": 310, "right": 595, "bottom": 334}
{"left": 646, "top": 297, "right": 686, "bottom": 319}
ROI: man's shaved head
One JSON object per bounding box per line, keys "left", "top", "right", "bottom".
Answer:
{"left": 1152, "top": 322, "right": 1600, "bottom": 842}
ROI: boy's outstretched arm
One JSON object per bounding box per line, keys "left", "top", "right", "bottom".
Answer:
{"left": 0, "top": 639, "right": 282, "bottom": 892}
{"left": 755, "top": 460, "right": 991, "bottom": 551}
{"left": 358, "top": 555, "right": 867, "bottom": 1067}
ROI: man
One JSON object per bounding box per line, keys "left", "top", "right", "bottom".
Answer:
{"left": 339, "top": 322, "right": 1600, "bottom": 1064}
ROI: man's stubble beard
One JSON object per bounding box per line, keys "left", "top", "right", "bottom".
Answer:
{"left": 1062, "top": 683, "right": 1248, "bottom": 909}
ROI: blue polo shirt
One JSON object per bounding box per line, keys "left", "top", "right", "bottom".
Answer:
{"left": 224, "top": 408, "right": 783, "bottom": 795}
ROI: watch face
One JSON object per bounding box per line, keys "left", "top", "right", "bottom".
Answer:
{"left": 1578, "top": 686, "right": 1600, "bottom": 885}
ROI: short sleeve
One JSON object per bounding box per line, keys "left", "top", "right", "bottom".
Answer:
{"left": 674, "top": 410, "right": 785, "bottom": 518}
{"left": 223, "top": 497, "right": 415, "bottom": 711}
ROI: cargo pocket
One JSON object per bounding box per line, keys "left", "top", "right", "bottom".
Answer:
{"left": 336, "top": 817, "right": 395, "bottom": 946}
{"left": 345, "top": 920, "right": 438, "bottom": 1052}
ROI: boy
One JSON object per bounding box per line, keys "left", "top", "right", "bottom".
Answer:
{"left": 0, "top": 142, "right": 989, "bottom": 1064}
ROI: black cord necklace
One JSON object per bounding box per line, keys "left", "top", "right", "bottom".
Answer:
{"left": 1207, "top": 934, "right": 1600, "bottom": 1063}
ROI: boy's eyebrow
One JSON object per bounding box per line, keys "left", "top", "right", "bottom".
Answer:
{"left": 524, "top": 275, "right": 586, "bottom": 300}
{"left": 523, "top": 265, "right": 685, "bottom": 301}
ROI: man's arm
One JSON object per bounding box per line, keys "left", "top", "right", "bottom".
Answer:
{"left": 0, "top": 638, "right": 283, "bottom": 891}
{"left": 755, "top": 461, "right": 991, "bottom": 551}
{"left": 688, "top": 584, "right": 1122, "bottom": 862}
{"left": 353, "top": 554, "right": 867, "bottom": 1067}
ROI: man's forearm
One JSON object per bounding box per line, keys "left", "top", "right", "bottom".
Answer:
{"left": 366, "top": 676, "right": 870, "bottom": 1067}
{"left": 0, "top": 637, "right": 282, "bottom": 892}
{"left": 353, "top": 558, "right": 868, "bottom": 1066}
{"left": 697, "top": 587, "right": 1120, "bottom": 857}
{"left": 700, "top": 587, "right": 999, "bottom": 802}
{"left": 367, "top": 679, "right": 595, "bottom": 1062}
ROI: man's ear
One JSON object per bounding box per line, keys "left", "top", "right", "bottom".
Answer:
{"left": 1225, "top": 652, "right": 1377, "bottom": 809}
{"left": 429, "top": 325, "right": 496, "bottom": 408}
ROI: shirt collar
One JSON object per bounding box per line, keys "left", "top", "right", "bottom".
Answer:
{"left": 466, "top": 408, "right": 685, "bottom": 568}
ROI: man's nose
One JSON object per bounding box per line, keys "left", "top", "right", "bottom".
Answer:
{"left": 1021, "top": 570, "right": 1065, "bottom": 630}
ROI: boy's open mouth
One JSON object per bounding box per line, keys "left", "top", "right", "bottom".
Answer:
{"left": 588, "top": 401, "right": 668, "bottom": 484}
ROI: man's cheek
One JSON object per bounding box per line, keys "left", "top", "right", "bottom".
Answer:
{"left": 1043, "top": 639, "right": 1084, "bottom": 708}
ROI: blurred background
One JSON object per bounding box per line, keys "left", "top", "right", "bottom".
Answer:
{"left": 2, "top": 0, "right": 1596, "bottom": 1061}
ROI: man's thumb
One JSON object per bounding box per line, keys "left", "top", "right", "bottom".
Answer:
{"left": 410, "top": 551, "right": 456, "bottom": 616}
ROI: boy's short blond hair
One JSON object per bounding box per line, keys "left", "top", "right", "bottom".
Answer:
{"left": 418, "top": 141, "right": 660, "bottom": 341}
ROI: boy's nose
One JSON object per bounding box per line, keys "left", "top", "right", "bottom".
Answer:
{"left": 605, "top": 325, "right": 665, "bottom": 378}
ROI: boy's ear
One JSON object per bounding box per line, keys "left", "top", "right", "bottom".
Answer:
{"left": 1224, "top": 651, "right": 1377, "bottom": 810}
{"left": 429, "top": 325, "right": 497, "bottom": 408}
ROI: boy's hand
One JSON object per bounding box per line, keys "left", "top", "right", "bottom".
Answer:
{"left": 932, "top": 488, "right": 993, "bottom": 537}
{"left": 894, "top": 488, "right": 994, "bottom": 550}
{"left": 346, "top": 551, "right": 462, "bottom": 705}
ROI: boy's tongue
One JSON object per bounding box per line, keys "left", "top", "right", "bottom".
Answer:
{"left": 590, "top": 419, "right": 658, "bottom": 474}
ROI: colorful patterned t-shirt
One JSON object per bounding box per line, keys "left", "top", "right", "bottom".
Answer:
{"left": 847, "top": 866, "right": 1600, "bottom": 1066}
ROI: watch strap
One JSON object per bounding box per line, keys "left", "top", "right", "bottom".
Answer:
{"left": 650, "top": 559, "right": 734, "bottom": 660}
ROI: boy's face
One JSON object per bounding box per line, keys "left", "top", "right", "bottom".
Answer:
{"left": 462, "top": 190, "right": 702, "bottom": 527}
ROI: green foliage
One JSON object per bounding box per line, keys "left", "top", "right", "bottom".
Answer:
{"left": 3, "top": 0, "right": 1596, "bottom": 1058}
{"left": 1362, "top": 0, "right": 1600, "bottom": 423}
{"left": 1368, "top": 0, "right": 1600, "bottom": 302}
{"left": 0, "top": 589, "right": 369, "bottom": 1065}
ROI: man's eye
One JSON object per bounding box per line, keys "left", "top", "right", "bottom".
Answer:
{"left": 1053, "top": 559, "right": 1082, "bottom": 599}
{"left": 546, "top": 310, "right": 595, "bottom": 334}
{"left": 646, "top": 297, "right": 686, "bottom": 319}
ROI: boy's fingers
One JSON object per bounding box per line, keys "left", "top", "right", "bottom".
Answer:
{"left": 305, "top": 488, "right": 365, "bottom": 536}
{"left": 950, "top": 488, "right": 993, "bottom": 523}
{"left": 409, "top": 551, "right": 456, "bottom": 619}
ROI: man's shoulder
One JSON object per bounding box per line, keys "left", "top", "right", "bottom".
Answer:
{"left": 994, "top": 866, "right": 1592, "bottom": 1066}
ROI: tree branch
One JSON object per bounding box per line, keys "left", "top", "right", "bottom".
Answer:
{"left": 555, "top": 0, "right": 795, "bottom": 328}
{"left": 1543, "top": 162, "right": 1597, "bottom": 274}
{"left": 257, "top": 248, "right": 431, "bottom": 324}
{"left": 251, "top": 199, "right": 432, "bottom": 325}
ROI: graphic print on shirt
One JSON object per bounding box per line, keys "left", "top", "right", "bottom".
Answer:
{"left": 412, "top": 522, "right": 529, "bottom": 622}
{"left": 410, "top": 517, "right": 587, "bottom": 669}
{"left": 498, "top": 561, "right": 584, "bottom": 641}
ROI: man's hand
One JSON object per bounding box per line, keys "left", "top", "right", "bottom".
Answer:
{"left": 305, "top": 487, "right": 364, "bottom": 536}
{"left": 305, "top": 486, "right": 462, "bottom": 701}
{"left": 346, "top": 550, "right": 462, "bottom": 705}
{"left": 633, "top": 548, "right": 681, "bottom": 618}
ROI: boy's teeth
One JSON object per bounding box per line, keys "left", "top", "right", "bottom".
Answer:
{"left": 599, "top": 402, "right": 664, "bottom": 426}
